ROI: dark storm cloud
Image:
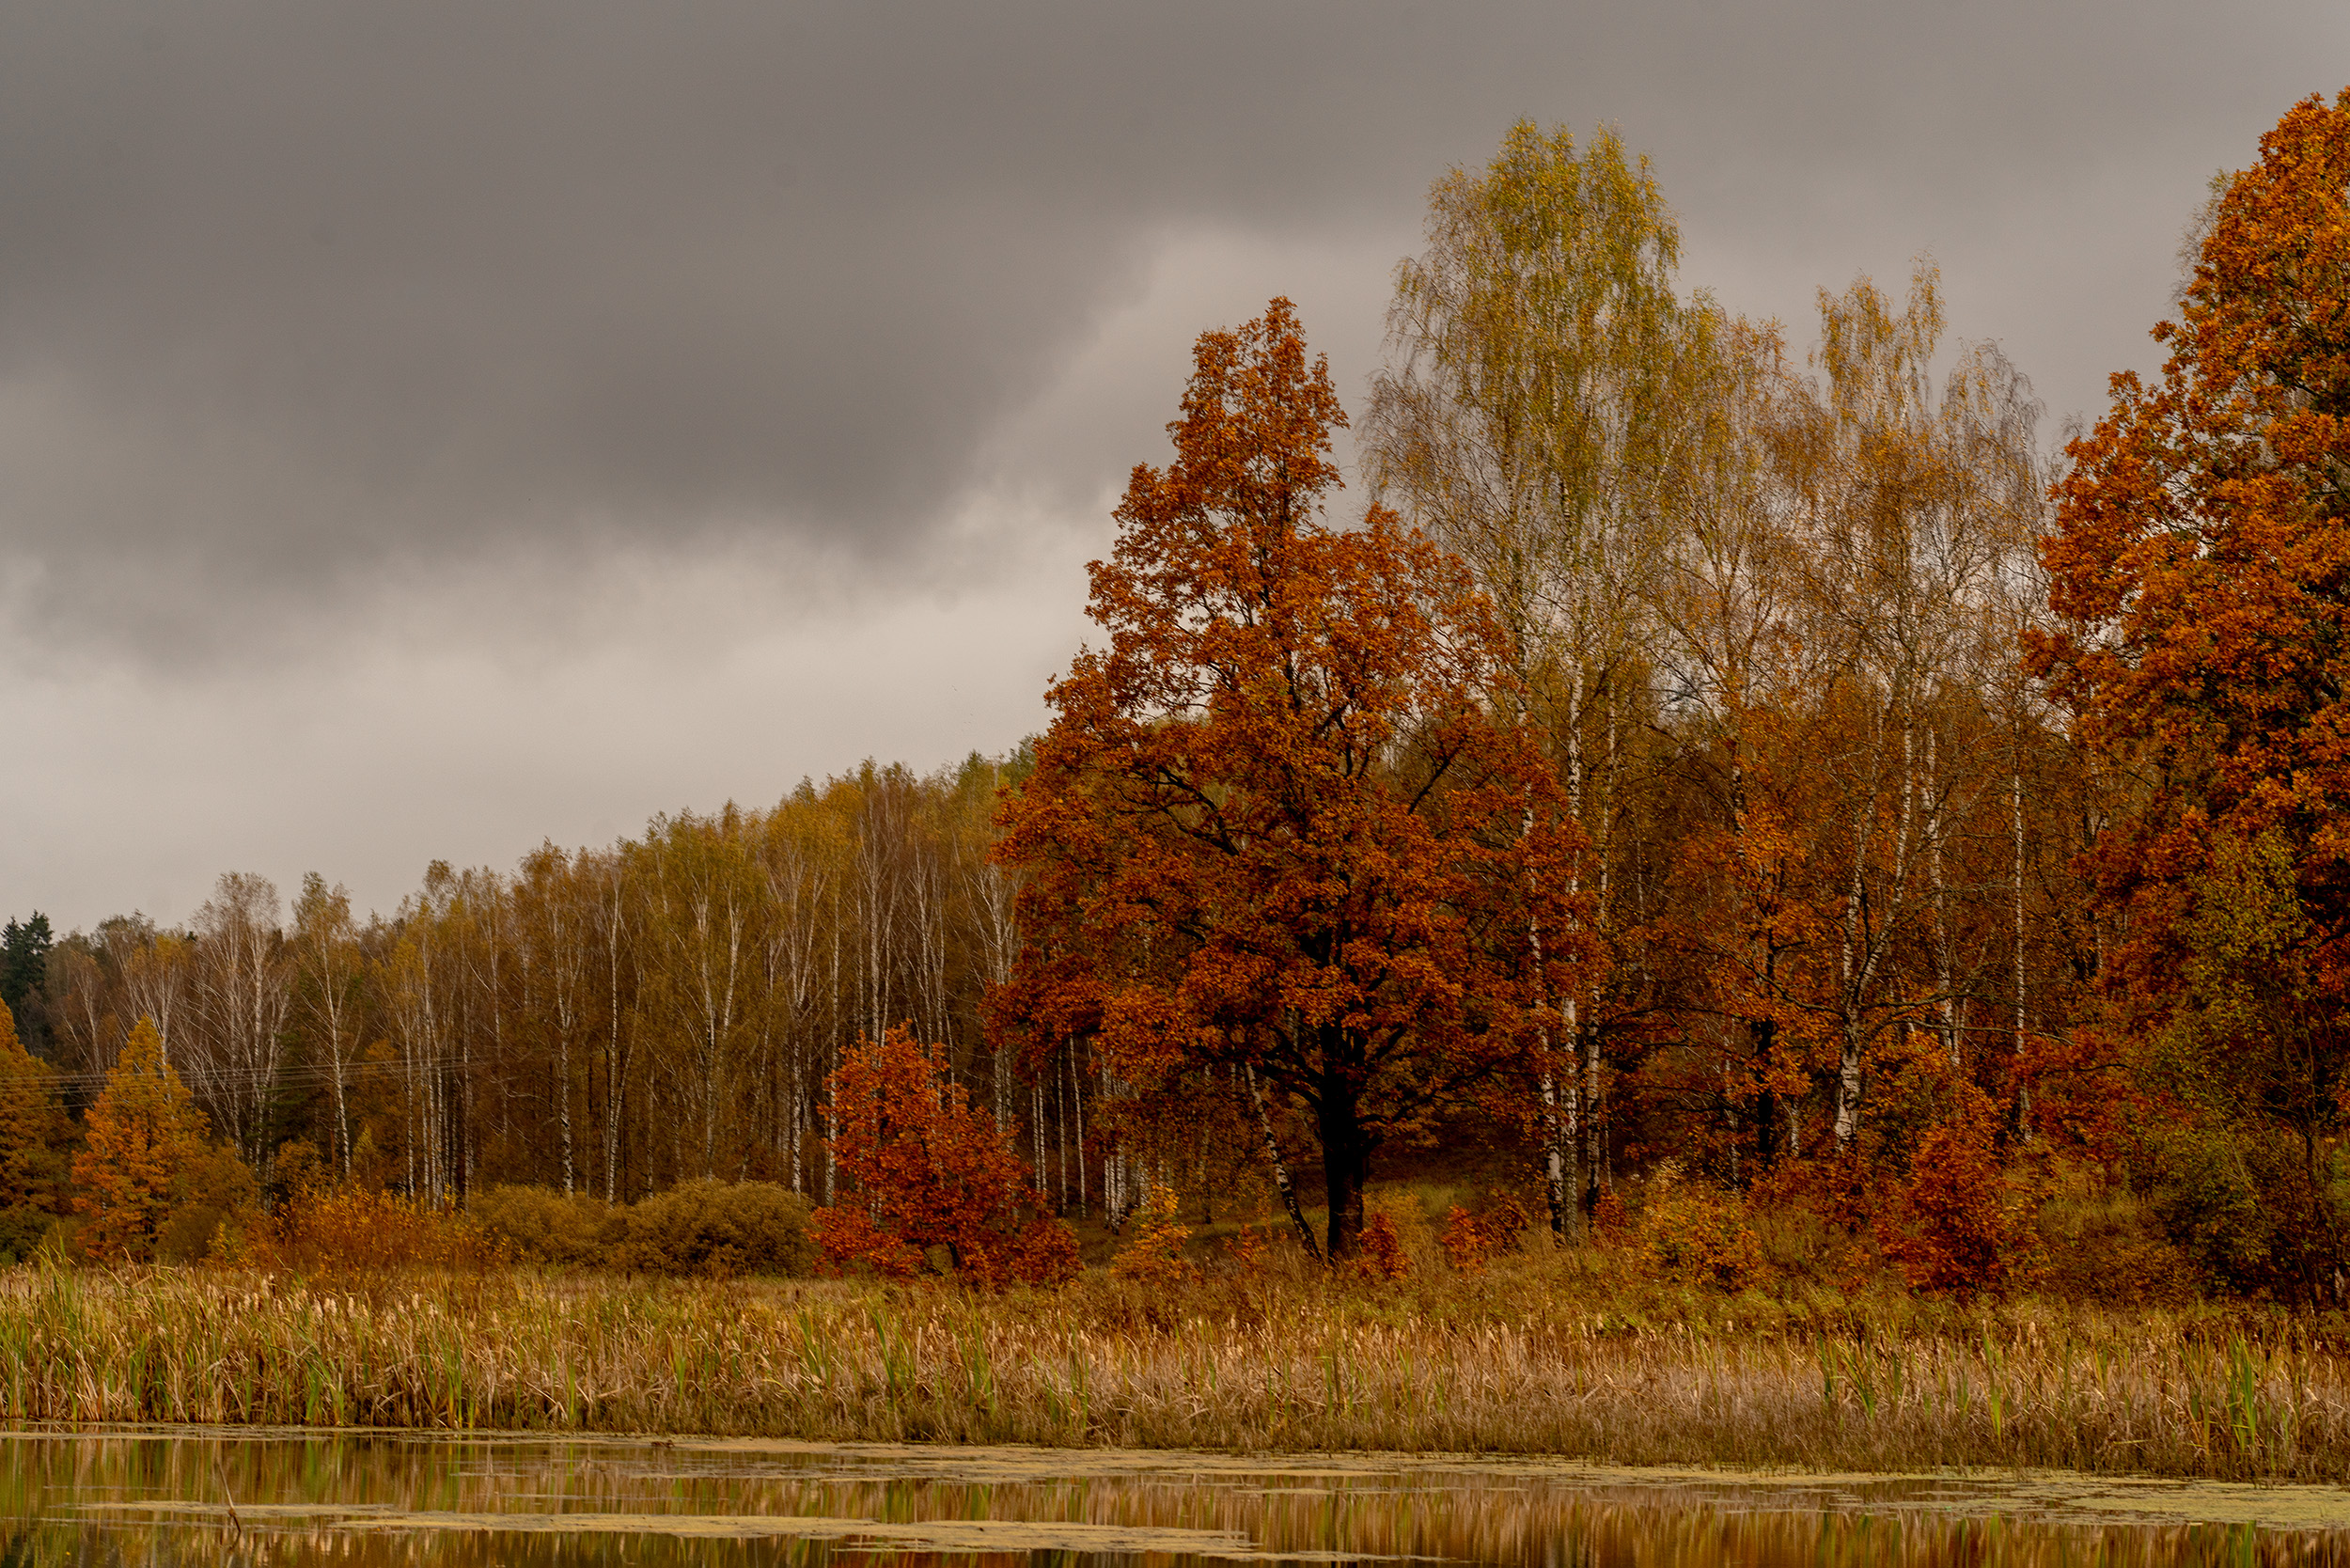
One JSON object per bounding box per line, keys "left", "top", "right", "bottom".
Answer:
{"left": 0, "top": 0, "right": 2337, "bottom": 660}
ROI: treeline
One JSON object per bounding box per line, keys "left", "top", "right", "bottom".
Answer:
{"left": 0, "top": 134, "right": 2186, "bottom": 1248}
{"left": 5, "top": 102, "right": 2347, "bottom": 1304}
{"left": 5, "top": 757, "right": 1135, "bottom": 1218}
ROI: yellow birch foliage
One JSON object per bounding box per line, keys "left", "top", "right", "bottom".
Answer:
{"left": 1109, "top": 1180, "right": 1197, "bottom": 1287}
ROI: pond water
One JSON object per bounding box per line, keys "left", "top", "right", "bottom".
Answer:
{"left": 3, "top": 1428, "right": 2349, "bottom": 1566}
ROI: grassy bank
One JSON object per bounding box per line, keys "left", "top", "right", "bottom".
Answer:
{"left": 5, "top": 1251, "right": 2348, "bottom": 1482}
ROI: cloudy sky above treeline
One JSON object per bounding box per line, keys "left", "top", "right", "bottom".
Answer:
{"left": 1, "top": 0, "right": 2342, "bottom": 932}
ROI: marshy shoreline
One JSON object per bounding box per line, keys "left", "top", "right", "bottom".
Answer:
{"left": 7, "top": 1259, "right": 2348, "bottom": 1484}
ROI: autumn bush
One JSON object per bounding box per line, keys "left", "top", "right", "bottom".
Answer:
{"left": 469, "top": 1184, "right": 620, "bottom": 1266}
{"left": 1109, "top": 1179, "right": 1198, "bottom": 1287}
{"left": 1634, "top": 1162, "right": 1762, "bottom": 1291}
{"left": 612, "top": 1179, "right": 816, "bottom": 1278}
{"left": 1438, "top": 1207, "right": 1487, "bottom": 1272}
{"left": 1439, "top": 1187, "right": 1529, "bottom": 1273}
{"left": 213, "top": 1178, "right": 812, "bottom": 1278}
{"left": 2034, "top": 1161, "right": 2199, "bottom": 1306}
{"left": 153, "top": 1148, "right": 258, "bottom": 1264}
{"left": 231, "top": 1186, "right": 505, "bottom": 1274}
{"left": 1873, "top": 1090, "right": 2039, "bottom": 1298}
{"left": 0, "top": 1208, "right": 57, "bottom": 1266}
{"left": 462, "top": 1181, "right": 814, "bottom": 1277}
{"left": 1353, "top": 1211, "right": 1411, "bottom": 1282}
{"left": 812, "top": 1027, "right": 1078, "bottom": 1287}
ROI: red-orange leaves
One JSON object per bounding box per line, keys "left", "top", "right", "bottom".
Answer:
{"left": 1875, "top": 1087, "right": 2036, "bottom": 1298}
{"left": 991, "top": 300, "right": 1596, "bottom": 1261}
{"left": 2037, "top": 93, "right": 2350, "bottom": 949}
{"left": 812, "top": 1027, "right": 1077, "bottom": 1287}
{"left": 2033, "top": 93, "right": 2350, "bottom": 1298}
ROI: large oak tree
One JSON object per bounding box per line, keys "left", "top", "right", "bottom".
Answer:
{"left": 992, "top": 300, "right": 1594, "bottom": 1261}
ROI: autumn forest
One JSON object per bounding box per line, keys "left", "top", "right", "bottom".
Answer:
{"left": 7, "top": 96, "right": 2350, "bottom": 1320}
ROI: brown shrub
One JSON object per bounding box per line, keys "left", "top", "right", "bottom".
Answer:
{"left": 469, "top": 1184, "right": 620, "bottom": 1266}
{"left": 2036, "top": 1176, "right": 2200, "bottom": 1306}
{"left": 612, "top": 1180, "right": 816, "bottom": 1278}
{"left": 1875, "top": 1088, "right": 2039, "bottom": 1298}
{"left": 0, "top": 1205, "right": 59, "bottom": 1265}
{"left": 233, "top": 1187, "right": 505, "bottom": 1274}
{"left": 1637, "top": 1162, "right": 1762, "bottom": 1291}
{"left": 154, "top": 1147, "right": 259, "bottom": 1264}
{"left": 1591, "top": 1186, "right": 1631, "bottom": 1244}
{"left": 1354, "top": 1211, "right": 1411, "bottom": 1282}
{"left": 1441, "top": 1187, "right": 1531, "bottom": 1272}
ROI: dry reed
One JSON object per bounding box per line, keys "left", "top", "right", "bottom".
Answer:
{"left": 6, "top": 1254, "right": 2347, "bottom": 1481}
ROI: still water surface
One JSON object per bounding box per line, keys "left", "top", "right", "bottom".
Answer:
{"left": 4, "top": 1428, "right": 2349, "bottom": 1566}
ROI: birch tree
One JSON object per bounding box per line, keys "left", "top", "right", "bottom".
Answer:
{"left": 1368, "top": 119, "right": 1696, "bottom": 1233}
{"left": 290, "top": 873, "right": 367, "bottom": 1179}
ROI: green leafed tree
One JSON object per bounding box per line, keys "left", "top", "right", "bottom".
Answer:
{"left": 0, "top": 915, "right": 54, "bottom": 1060}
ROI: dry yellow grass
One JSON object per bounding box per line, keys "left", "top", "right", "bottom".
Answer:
{"left": 4, "top": 1245, "right": 2348, "bottom": 1482}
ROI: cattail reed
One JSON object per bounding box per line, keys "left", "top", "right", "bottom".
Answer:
{"left": 4, "top": 1255, "right": 2346, "bottom": 1482}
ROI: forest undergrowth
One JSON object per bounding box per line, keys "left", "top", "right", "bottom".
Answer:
{"left": 8, "top": 1187, "right": 2349, "bottom": 1484}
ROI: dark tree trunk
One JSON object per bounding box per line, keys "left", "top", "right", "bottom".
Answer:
{"left": 1752, "top": 1016, "right": 1778, "bottom": 1175}
{"left": 1316, "top": 1067, "right": 1369, "bottom": 1262}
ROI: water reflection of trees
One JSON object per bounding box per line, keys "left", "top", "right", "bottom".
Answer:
{"left": 5, "top": 1435, "right": 2349, "bottom": 1568}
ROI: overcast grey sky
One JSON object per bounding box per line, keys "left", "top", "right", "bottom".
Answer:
{"left": 1, "top": 0, "right": 2342, "bottom": 931}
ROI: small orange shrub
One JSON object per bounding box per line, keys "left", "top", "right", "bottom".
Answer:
{"left": 1002, "top": 1211, "right": 1083, "bottom": 1285}
{"left": 1353, "top": 1211, "right": 1410, "bottom": 1282}
{"left": 1439, "top": 1205, "right": 1487, "bottom": 1271}
{"left": 1440, "top": 1188, "right": 1530, "bottom": 1271}
{"left": 813, "top": 1027, "right": 1079, "bottom": 1287}
{"left": 1876, "top": 1088, "right": 2037, "bottom": 1297}
{"left": 1637, "top": 1162, "right": 1762, "bottom": 1290}
{"left": 1590, "top": 1186, "right": 1630, "bottom": 1244}
{"left": 235, "top": 1187, "right": 506, "bottom": 1274}
{"left": 1111, "top": 1180, "right": 1198, "bottom": 1286}
{"left": 1223, "top": 1224, "right": 1271, "bottom": 1268}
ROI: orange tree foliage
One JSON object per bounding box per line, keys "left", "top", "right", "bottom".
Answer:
{"left": 811, "top": 1027, "right": 1078, "bottom": 1286}
{"left": 0, "top": 999, "right": 67, "bottom": 1221}
{"left": 1875, "top": 1083, "right": 2037, "bottom": 1297}
{"left": 2031, "top": 93, "right": 2350, "bottom": 1298}
{"left": 70, "top": 1017, "right": 212, "bottom": 1262}
{"left": 991, "top": 299, "right": 1593, "bottom": 1261}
